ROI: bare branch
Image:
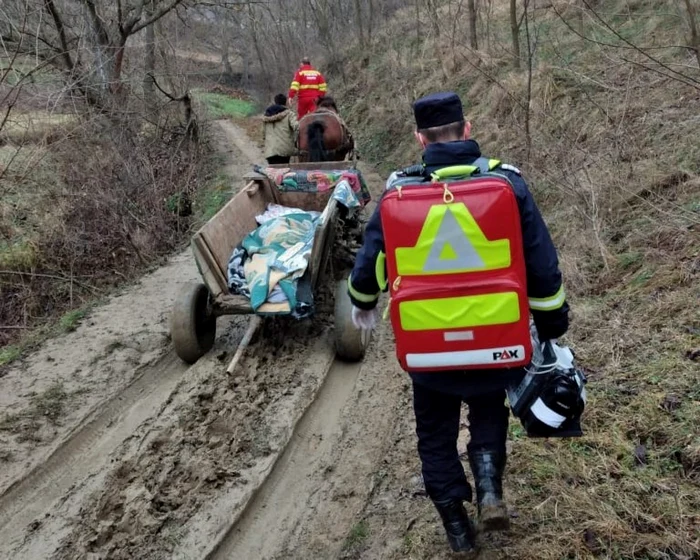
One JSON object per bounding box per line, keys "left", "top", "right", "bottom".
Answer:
{"left": 149, "top": 72, "right": 188, "bottom": 102}
{"left": 580, "top": 0, "right": 700, "bottom": 87}
{"left": 551, "top": 2, "right": 700, "bottom": 90}
{"left": 43, "top": 0, "right": 74, "bottom": 70}
{"left": 130, "top": 0, "right": 187, "bottom": 35}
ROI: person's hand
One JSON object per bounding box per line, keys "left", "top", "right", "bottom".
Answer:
{"left": 351, "top": 306, "right": 378, "bottom": 331}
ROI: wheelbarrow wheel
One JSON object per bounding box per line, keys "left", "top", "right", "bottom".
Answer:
{"left": 171, "top": 282, "right": 216, "bottom": 364}
{"left": 334, "top": 279, "right": 370, "bottom": 362}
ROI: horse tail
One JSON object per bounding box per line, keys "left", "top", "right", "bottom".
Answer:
{"left": 307, "top": 121, "right": 326, "bottom": 162}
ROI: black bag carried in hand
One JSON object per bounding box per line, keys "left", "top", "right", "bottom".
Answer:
{"left": 507, "top": 331, "right": 587, "bottom": 438}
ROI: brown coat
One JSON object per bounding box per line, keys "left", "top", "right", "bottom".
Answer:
{"left": 262, "top": 109, "right": 299, "bottom": 158}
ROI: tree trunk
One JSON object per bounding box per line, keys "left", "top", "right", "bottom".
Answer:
{"left": 221, "top": 31, "right": 234, "bottom": 75}
{"left": 523, "top": 1, "right": 533, "bottom": 161}
{"left": 353, "top": 0, "right": 365, "bottom": 46}
{"left": 684, "top": 0, "right": 700, "bottom": 69}
{"left": 246, "top": 4, "right": 269, "bottom": 89}
{"left": 510, "top": 0, "right": 521, "bottom": 69}
{"left": 143, "top": 17, "right": 156, "bottom": 110}
{"left": 468, "top": 0, "right": 478, "bottom": 49}
{"left": 242, "top": 51, "right": 250, "bottom": 88}
{"left": 112, "top": 41, "right": 126, "bottom": 92}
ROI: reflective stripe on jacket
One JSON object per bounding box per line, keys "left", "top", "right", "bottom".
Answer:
{"left": 348, "top": 140, "right": 569, "bottom": 342}
{"left": 288, "top": 65, "right": 327, "bottom": 99}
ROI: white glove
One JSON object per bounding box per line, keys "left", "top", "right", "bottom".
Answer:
{"left": 351, "top": 306, "right": 378, "bottom": 331}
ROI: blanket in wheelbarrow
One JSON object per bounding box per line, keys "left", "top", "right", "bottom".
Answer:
{"left": 253, "top": 165, "right": 371, "bottom": 207}
{"left": 226, "top": 181, "right": 362, "bottom": 317}
{"left": 242, "top": 212, "right": 317, "bottom": 316}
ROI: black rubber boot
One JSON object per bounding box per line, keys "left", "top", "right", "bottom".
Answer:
{"left": 433, "top": 499, "right": 478, "bottom": 555}
{"left": 468, "top": 449, "right": 510, "bottom": 531}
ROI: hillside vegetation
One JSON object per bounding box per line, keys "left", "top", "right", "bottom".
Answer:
{"left": 321, "top": 1, "right": 699, "bottom": 558}
{"left": 0, "top": 4, "right": 257, "bottom": 365}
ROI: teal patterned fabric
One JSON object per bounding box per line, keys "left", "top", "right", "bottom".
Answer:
{"left": 242, "top": 212, "right": 318, "bottom": 313}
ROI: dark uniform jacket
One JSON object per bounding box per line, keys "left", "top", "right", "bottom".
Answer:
{"left": 348, "top": 140, "right": 570, "bottom": 397}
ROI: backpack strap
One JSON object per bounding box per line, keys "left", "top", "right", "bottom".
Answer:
{"left": 399, "top": 164, "right": 425, "bottom": 177}
{"left": 430, "top": 164, "right": 479, "bottom": 181}
{"left": 472, "top": 157, "right": 502, "bottom": 174}
{"left": 429, "top": 159, "right": 503, "bottom": 182}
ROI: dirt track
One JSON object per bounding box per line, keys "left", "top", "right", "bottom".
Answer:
{"left": 0, "top": 120, "right": 406, "bottom": 559}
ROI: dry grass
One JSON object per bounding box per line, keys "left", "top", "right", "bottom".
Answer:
{"left": 0, "top": 112, "right": 76, "bottom": 144}
{"left": 331, "top": 0, "right": 700, "bottom": 558}
{"left": 0, "top": 108, "right": 205, "bottom": 355}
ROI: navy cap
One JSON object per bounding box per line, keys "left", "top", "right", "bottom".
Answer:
{"left": 413, "top": 92, "right": 464, "bottom": 129}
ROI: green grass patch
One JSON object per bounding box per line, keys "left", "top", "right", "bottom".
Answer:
{"left": 0, "top": 345, "right": 21, "bottom": 366}
{"left": 343, "top": 520, "right": 370, "bottom": 553}
{"left": 195, "top": 92, "right": 256, "bottom": 119}
{"left": 631, "top": 268, "right": 654, "bottom": 286}
{"left": 194, "top": 171, "right": 235, "bottom": 224}
{"left": 0, "top": 240, "right": 38, "bottom": 270}
{"left": 31, "top": 382, "right": 68, "bottom": 423}
{"left": 617, "top": 251, "right": 643, "bottom": 270}
{"left": 59, "top": 309, "right": 86, "bottom": 332}
{"left": 0, "top": 302, "right": 98, "bottom": 368}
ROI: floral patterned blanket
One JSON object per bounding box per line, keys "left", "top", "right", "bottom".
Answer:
{"left": 253, "top": 165, "right": 371, "bottom": 206}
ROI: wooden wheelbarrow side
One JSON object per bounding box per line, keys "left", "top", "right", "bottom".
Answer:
{"left": 190, "top": 162, "right": 352, "bottom": 317}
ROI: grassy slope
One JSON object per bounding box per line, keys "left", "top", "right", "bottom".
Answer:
{"left": 192, "top": 91, "right": 260, "bottom": 223}
{"left": 330, "top": 1, "right": 699, "bottom": 558}
{"left": 0, "top": 82, "right": 249, "bottom": 365}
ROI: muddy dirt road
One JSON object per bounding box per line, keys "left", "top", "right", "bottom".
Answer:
{"left": 0, "top": 120, "right": 407, "bottom": 559}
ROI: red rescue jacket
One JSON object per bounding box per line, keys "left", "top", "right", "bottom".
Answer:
{"left": 288, "top": 64, "right": 327, "bottom": 100}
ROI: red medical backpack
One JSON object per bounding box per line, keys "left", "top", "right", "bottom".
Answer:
{"left": 379, "top": 169, "right": 532, "bottom": 372}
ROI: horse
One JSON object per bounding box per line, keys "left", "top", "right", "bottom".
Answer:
{"left": 296, "top": 110, "right": 354, "bottom": 163}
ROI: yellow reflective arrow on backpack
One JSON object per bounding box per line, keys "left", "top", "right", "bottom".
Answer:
{"left": 395, "top": 203, "right": 511, "bottom": 276}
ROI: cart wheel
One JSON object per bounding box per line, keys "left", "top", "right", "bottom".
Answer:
{"left": 171, "top": 282, "right": 216, "bottom": 364}
{"left": 334, "top": 279, "right": 371, "bottom": 362}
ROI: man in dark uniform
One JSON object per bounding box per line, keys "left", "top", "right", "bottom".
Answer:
{"left": 347, "top": 92, "right": 570, "bottom": 554}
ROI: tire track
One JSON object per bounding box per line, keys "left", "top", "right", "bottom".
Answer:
{"left": 204, "top": 359, "right": 362, "bottom": 560}
{"left": 0, "top": 120, "right": 263, "bottom": 553}
{"left": 0, "top": 351, "right": 189, "bottom": 542}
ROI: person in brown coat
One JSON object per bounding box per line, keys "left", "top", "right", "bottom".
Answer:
{"left": 262, "top": 94, "right": 299, "bottom": 164}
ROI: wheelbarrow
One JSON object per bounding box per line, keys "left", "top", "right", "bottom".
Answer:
{"left": 170, "top": 162, "right": 370, "bottom": 365}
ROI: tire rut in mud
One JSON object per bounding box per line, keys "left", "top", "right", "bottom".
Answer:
{"left": 206, "top": 359, "right": 362, "bottom": 559}
{"left": 201, "top": 327, "right": 405, "bottom": 560}
{"left": 50, "top": 319, "right": 336, "bottom": 560}
{"left": 0, "top": 122, "right": 400, "bottom": 559}
{"left": 0, "top": 351, "right": 189, "bottom": 542}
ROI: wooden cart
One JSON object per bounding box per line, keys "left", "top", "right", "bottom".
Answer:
{"left": 170, "top": 162, "right": 370, "bottom": 365}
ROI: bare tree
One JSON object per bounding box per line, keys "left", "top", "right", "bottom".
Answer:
{"left": 468, "top": 0, "right": 478, "bottom": 50}
{"left": 1, "top": 0, "right": 194, "bottom": 107}
{"left": 510, "top": 0, "right": 522, "bottom": 68}
{"left": 684, "top": 0, "right": 700, "bottom": 69}
{"left": 143, "top": 2, "right": 157, "bottom": 109}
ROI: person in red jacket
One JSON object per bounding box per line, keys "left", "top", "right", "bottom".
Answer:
{"left": 288, "top": 57, "right": 327, "bottom": 119}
